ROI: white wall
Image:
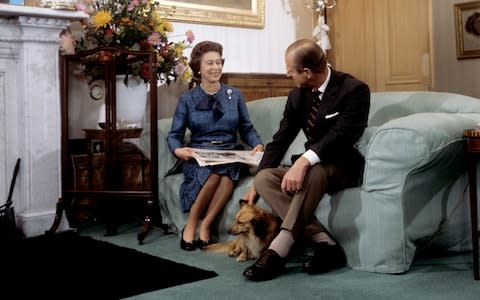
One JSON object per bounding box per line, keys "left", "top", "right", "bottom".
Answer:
{"left": 155, "top": 0, "right": 314, "bottom": 118}
{"left": 170, "top": 0, "right": 313, "bottom": 73}
{"left": 432, "top": 0, "right": 480, "bottom": 98}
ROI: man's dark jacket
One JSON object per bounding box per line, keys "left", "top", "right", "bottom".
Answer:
{"left": 258, "top": 68, "right": 371, "bottom": 175}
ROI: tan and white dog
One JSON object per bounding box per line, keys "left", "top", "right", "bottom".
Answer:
{"left": 202, "top": 202, "right": 280, "bottom": 261}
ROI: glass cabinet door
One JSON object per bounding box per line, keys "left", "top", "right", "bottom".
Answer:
{"left": 57, "top": 47, "right": 160, "bottom": 242}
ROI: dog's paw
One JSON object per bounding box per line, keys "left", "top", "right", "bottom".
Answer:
{"left": 237, "top": 254, "right": 248, "bottom": 262}
{"left": 228, "top": 249, "right": 240, "bottom": 257}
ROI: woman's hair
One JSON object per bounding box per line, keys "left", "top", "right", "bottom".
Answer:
{"left": 189, "top": 41, "right": 224, "bottom": 78}
{"left": 465, "top": 12, "right": 480, "bottom": 36}
{"left": 286, "top": 39, "right": 327, "bottom": 74}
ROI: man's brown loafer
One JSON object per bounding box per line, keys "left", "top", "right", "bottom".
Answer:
{"left": 243, "top": 249, "right": 286, "bottom": 281}
{"left": 303, "top": 242, "right": 346, "bottom": 274}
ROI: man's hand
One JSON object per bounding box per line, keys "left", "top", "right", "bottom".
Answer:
{"left": 241, "top": 185, "right": 259, "bottom": 205}
{"left": 281, "top": 156, "right": 310, "bottom": 194}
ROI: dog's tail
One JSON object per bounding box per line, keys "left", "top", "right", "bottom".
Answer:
{"left": 201, "top": 241, "right": 233, "bottom": 253}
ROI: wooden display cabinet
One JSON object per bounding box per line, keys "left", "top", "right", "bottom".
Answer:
{"left": 47, "top": 46, "right": 166, "bottom": 244}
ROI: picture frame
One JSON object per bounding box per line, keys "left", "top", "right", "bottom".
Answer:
{"left": 158, "top": 0, "right": 265, "bottom": 29}
{"left": 454, "top": 1, "right": 480, "bottom": 59}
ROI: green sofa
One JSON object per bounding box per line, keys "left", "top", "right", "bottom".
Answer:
{"left": 149, "top": 91, "right": 480, "bottom": 274}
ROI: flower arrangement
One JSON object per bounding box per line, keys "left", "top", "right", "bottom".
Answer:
{"left": 59, "top": 0, "right": 195, "bottom": 85}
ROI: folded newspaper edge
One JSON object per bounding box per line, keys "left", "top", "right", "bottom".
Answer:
{"left": 192, "top": 148, "right": 263, "bottom": 167}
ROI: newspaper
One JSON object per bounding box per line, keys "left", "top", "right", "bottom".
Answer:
{"left": 192, "top": 148, "right": 264, "bottom": 167}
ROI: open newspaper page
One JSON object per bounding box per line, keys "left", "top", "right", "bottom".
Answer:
{"left": 191, "top": 148, "right": 264, "bottom": 167}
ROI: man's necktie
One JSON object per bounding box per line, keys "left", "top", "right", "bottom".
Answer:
{"left": 305, "top": 90, "right": 321, "bottom": 141}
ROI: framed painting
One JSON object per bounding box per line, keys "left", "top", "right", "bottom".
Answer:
{"left": 454, "top": 1, "right": 480, "bottom": 59}
{"left": 158, "top": 0, "right": 265, "bottom": 29}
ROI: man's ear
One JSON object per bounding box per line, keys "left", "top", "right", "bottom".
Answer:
{"left": 303, "top": 68, "right": 313, "bottom": 79}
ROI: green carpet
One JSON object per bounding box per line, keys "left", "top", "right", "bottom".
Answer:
{"left": 75, "top": 223, "right": 480, "bottom": 300}
{"left": 7, "top": 223, "right": 479, "bottom": 299}
{"left": 3, "top": 231, "right": 217, "bottom": 299}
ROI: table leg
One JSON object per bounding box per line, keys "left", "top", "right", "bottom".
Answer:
{"left": 45, "top": 197, "right": 65, "bottom": 235}
{"left": 467, "top": 153, "right": 479, "bottom": 280}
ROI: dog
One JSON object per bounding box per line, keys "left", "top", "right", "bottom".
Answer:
{"left": 202, "top": 201, "right": 280, "bottom": 262}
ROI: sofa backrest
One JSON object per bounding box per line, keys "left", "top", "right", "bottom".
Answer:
{"left": 247, "top": 92, "right": 480, "bottom": 129}
{"left": 244, "top": 96, "right": 287, "bottom": 143}
{"left": 245, "top": 96, "right": 305, "bottom": 166}
{"left": 244, "top": 92, "right": 480, "bottom": 167}
{"left": 368, "top": 91, "right": 480, "bottom": 126}
{"left": 155, "top": 92, "right": 480, "bottom": 175}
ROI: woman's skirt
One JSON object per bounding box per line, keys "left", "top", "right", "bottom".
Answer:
{"left": 179, "top": 160, "right": 243, "bottom": 213}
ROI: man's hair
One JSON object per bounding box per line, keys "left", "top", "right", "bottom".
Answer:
{"left": 189, "top": 40, "right": 224, "bottom": 77}
{"left": 286, "top": 39, "right": 327, "bottom": 74}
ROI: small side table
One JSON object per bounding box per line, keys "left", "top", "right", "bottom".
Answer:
{"left": 463, "top": 129, "right": 480, "bottom": 280}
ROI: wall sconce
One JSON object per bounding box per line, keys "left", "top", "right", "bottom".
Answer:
{"left": 303, "top": 0, "right": 336, "bottom": 14}
{"left": 304, "top": 0, "right": 336, "bottom": 52}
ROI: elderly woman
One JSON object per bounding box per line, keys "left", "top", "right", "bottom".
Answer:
{"left": 167, "top": 40, "right": 264, "bottom": 251}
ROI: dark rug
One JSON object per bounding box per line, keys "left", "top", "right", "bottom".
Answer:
{"left": 3, "top": 231, "right": 217, "bottom": 299}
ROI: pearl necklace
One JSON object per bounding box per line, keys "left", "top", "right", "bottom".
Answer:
{"left": 200, "top": 83, "right": 221, "bottom": 95}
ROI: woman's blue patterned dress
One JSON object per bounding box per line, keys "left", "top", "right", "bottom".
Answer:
{"left": 167, "top": 84, "right": 263, "bottom": 213}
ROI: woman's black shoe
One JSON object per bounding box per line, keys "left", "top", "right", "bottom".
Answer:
{"left": 180, "top": 227, "right": 196, "bottom": 251}
{"left": 196, "top": 239, "right": 213, "bottom": 249}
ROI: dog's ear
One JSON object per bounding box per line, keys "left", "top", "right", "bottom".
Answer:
{"left": 252, "top": 218, "right": 267, "bottom": 238}
{"left": 239, "top": 199, "right": 248, "bottom": 207}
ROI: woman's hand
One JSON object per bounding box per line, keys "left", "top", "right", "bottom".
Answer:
{"left": 174, "top": 147, "right": 194, "bottom": 161}
{"left": 250, "top": 144, "right": 264, "bottom": 155}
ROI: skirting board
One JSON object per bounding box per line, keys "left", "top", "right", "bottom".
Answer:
{"left": 17, "top": 210, "right": 70, "bottom": 237}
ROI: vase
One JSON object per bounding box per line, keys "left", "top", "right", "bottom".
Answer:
{"left": 115, "top": 75, "right": 148, "bottom": 129}
{"left": 97, "top": 103, "right": 106, "bottom": 129}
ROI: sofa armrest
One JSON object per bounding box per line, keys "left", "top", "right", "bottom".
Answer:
{"left": 156, "top": 118, "right": 178, "bottom": 178}
{"left": 138, "top": 118, "right": 176, "bottom": 178}
{"left": 363, "top": 112, "right": 480, "bottom": 194}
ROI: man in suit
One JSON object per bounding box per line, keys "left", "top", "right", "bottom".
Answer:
{"left": 241, "top": 39, "right": 370, "bottom": 281}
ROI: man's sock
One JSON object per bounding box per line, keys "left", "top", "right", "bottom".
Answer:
{"left": 311, "top": 232, "right": 336, "bottom": 245}
{"left": 268, "top": 229, "right": 294, "bottom": 258}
